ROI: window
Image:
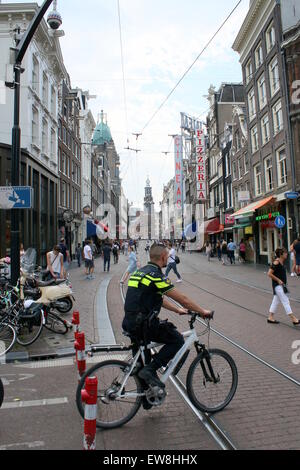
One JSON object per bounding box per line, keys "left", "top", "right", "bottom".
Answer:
{"left": 258, "top": 74, "right": 267, "bottom": 109}
{"left": 232, "top": 161, "right": 237, "bottom": 180}
{"left": 32, "top": 107, "right": 39, "bottom": 145}
{"left": 235, "top": 130, "right": 241, "bottom": 151}
{"left": 42, "top": 119, "right": 48, "bottom": 155}
{"left": 42, "top": 72, "right": 49, "bottom": 107}
{"left": 266, "top": 22, "right": 276, "bottom": 54}
{"left": 277, "top": 147, "right": 287, "bottom": 186}
{"left": 251, "top": 125, "right": 259, "bottom": 153}
{"left": 255, "top": 42, "right": 263, "bottom": 69}
{"left": 264, "top": 156, "right": 273, "bottom": 192}
{"left": 32, "top": 55, "right": 39, "bottom": 94}
{"left": 234, "top": 187, "right": 239, "bottom": 208}
{"left": 248, "top": 88, "right": 256, "bottom": 121}
{"left": 254, "top": 164, "right": 262, "bottom": 196}
{"left": 245, "top": 59, "right": 253, "bottom": 85}
{"left": 238, "top": 158, "right": 243, "bottom": 179}
{"left": 261, "top": 114, "right": 270, "bottom": 145}
{"left": 244, "top": 154, "right": 249, "bottom": 174}
{"left": 269, "top": 57, "right": 280, "bottom": 96}
{"left": 51, "top": 129, "right": 56, "bottom": 158}
{"left": 225, "top": 154, "right": 231, "bottom": 177}
{"left": 51, "top": 86, "right": 56, "bottom": 116}
{"left": 272, "top": 100, "right": 283, "bottom": 134}
{"left": 61, "top": 181, "right": 66, "bottom": 207}
{"left": 226, "top": 183, "right": 232, "bottom": 209}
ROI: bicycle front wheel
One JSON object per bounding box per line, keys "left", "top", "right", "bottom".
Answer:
{"left": 0, "top": 323, "right": 16, "bottom": 356}
{"left": 186, "top": 349, "right": 238, "bottom": 414}
{"left": 17, "top": 312, "right": 43, "bottom": 346}
{"left": 76, "top": 360, "right": 143, "bottom": 429}
{"left": 44, "top": 311, "right": 68, "bottom": 335}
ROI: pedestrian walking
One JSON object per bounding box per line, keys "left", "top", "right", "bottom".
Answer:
{"left": 103, "top": 241, "right": 112, "bottom": 272}
{"left": 59, "top": 238, "right": 71, "bottom": 277}
{"left": 46, "top": 245, "right": 64, "bottom": 280}
{"left": 124, "top": 241, "right": 129, "bottom": 257}
{"left": 291, "top": 237, "right": 300, "bottom": 276}
{"left": 120, "top": 246, "right": 138, "bottom": 285}
{"left": 112, "top": 242, "right": 119, "bottom": 264}
{"left": 267, "top": 247, "right": 300, "bottom": 326}
{"left": 84, "top": 240, "right": 95, "bottom": 280}
{"left": 75, "top": 243, "right": 82, "bottom": 268}
{"left": 227, "top": 239, "right": 237, "bottom": 265}
{"left": 221, "top": 241, "right": 228, "bottom": 265}
{"left": 239, "top": 239, "right": 246, "bottom": 263}
{"left": 165, "top": 242, "right": 182, "bottom": 283}
{"left": 216, "top": 241, "right": 222, "bottom": 262}
{"left": 181, "top": 241, "right": 186, "bottom": 253}
{"left": 206, "top": 241, "right": 212, "bottom": 262}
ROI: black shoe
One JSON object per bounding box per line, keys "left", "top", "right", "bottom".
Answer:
{"left": 267, "top": 319, "right": 280, "bottom": 324}
{"left": 293, "top": 321, "right": 300, "bottom": 326}
{"left": 142, "top": 396, "right": 153, "bottom": 410}
{"left": 138, "top": 364, "right": 165, "bottom": 389}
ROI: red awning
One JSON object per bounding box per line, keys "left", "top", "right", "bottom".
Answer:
{"left": 204, "top": 218, "right": 224, "bottom": 235}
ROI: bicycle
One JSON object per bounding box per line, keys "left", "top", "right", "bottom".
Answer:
{"left": 76, "top": 311, "right": 238, "bottom": 429}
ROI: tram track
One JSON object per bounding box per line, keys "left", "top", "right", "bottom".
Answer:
{"left": 119, "top": 275, "right": 237, "bottom": 451}
{"left": 178, "top": 277, "right": 300, "bottom": 388}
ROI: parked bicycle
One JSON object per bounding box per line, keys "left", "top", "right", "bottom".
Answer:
{"left": 76, "top": 311, "right": 238, "bottom": 429}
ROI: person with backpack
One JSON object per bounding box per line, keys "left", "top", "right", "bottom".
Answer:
{"left": 112, "top": 242, "right": 119, "bottom": 264}
{"left": 75, "top": 243, "right": 82, "bottom": 268}
{"left": 165, "top": 242, "right": 182, "bottom": 283}
{"left": 59, "top": 238, "right": 71, "bottom": 277}
{"left": 103, "top": 241, "right": 112, "bottom": 272}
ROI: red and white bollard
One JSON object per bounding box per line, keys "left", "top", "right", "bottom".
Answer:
{"left": 81, "top": 376, "right": 98, "bottom": 450}
{"left": 72, "top": 311, "right": 80, "bottom": 333}
{"left": 74, "top": 331, "right": 86, "bottom": 381}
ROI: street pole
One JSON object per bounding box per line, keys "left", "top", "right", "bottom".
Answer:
{"left": 9, "top": 0, "right": 54, "bottom": 286}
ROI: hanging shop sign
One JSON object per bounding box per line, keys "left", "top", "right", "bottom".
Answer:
{"left": 174, "top": 135, "right": 184, "bottom": 210}
{"left": 245, "top": 226, "right": 253, "bottom": 235}
{"left": 195, "top": 128, "right": 206, "bottom": 201}
{"left": 180, "top": 112, "right": 203, "bottom": 132}
{"left": 225, "top": 214, "right": 235, "bottom": 225}
{"left": 256, "top": 211, "right": 280, "bottom": 222}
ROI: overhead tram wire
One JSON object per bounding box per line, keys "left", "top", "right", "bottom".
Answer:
{"left": 141, "top": 0, "right": 242, "bottom": 133}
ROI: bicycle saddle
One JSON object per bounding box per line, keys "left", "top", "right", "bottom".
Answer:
{"left": 36, "top": 279, "right": 66, "bottom": 287}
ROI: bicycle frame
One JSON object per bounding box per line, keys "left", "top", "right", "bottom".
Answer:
{"left": 116, "top": 328, "right": 200, "bottom": 398}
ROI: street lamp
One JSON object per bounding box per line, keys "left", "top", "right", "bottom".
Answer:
{"left": 6, "top": 0, "right": 60, "bottom": 286}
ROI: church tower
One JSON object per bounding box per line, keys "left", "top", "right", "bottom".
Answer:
{"left": 143, "top": 177, "right": 155, "bottom": 240}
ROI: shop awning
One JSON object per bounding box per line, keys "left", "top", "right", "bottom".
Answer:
{"left": 232, "top": 196, "right": 275, "bottom": 219}
{"left": 205, "top": 218, "right": 224, "bottom": 235}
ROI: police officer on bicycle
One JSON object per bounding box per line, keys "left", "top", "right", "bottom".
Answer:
{"left": 122, "top": 243, "right": 212, "bottom": 391}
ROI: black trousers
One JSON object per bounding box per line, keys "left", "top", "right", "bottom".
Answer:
{"left": 123, "top": 317, "right": 185, "bottom": 368}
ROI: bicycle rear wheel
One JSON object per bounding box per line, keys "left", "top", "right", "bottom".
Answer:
{"left": 16, "top": 311, "right": 43, "bottom": 346}
{"left": 44, "top": 311, "right": 68, "bottom": 335}
{"left": 76, "top": 360, "right": 143, "bottom": 429}
{"left": 0, "top": 322, "right": 16, "bottom": 356}
{"left": 186, "top": 348, "right": 238, "bottom": 414}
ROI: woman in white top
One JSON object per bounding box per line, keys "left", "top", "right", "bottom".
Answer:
{"left": 46, "top": 245, "right": 64, "bottom": 280}
{"left": 165, "top": 242, "right": 182, "bottom": 283}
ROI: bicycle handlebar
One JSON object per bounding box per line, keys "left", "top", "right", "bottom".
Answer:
{"left": 188, "top": 310, "right": 214, "bottom": 321}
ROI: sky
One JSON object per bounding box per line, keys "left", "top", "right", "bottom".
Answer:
{"left": 6, "top": 0, "right": 250, "bottom": 208}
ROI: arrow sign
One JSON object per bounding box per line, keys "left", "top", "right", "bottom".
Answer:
{"left": 0, "top": 187, "right": 33, "bottom": 209}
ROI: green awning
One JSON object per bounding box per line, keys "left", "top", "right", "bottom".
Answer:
{"left": 233, "top": 224, "right": 252, "bottom": 229}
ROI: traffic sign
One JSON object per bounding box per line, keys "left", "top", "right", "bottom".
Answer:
{"left": 0, "top": 186, "right": 33, "bottom": 209}
{"left": 275, "top": 215, "right": 286, "bottom": 229}
{"left": 285, "top": 192, "right": 299, "bottom": 200}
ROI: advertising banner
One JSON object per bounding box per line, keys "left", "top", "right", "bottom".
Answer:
{"left": 195, "top": 129, "right": 206, "bottom": 200}
{"left": 174, "top": 135, "right": 183, "bottom": 210}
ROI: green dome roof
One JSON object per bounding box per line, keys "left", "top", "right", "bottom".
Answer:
{"left": 92, "top": 111, "right": 112, "bottom": 145}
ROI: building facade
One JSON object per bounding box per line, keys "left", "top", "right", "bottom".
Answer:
{"left": 233, "top": 0, "right": 298, "bottom": 264}
{"left": 0, "top": 3, "right": 66, "bottom": 261}
{"left": 57, "top": 78, "right": 83, "bottom": 257}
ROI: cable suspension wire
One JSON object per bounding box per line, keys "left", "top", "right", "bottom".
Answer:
{"left": 141, "top": 0, "right": 242, "bottom": 133}
{"left": 117, "top": 0, "right": 129, "bottom": 144}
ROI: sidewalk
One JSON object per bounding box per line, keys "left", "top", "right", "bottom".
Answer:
{"left": 4, "top": 254, "right": 128, "bottom": 362}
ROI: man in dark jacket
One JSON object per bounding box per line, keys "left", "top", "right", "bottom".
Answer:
{"left": 103, "top": 242, "right": 112, "bottom": 272}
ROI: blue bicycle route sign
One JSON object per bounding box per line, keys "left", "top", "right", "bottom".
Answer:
{"left": 0, "top": 187, "right": 33, "bottom": 209}
{"left": 275, "top": 215, "right": 286, "bottom": 229}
